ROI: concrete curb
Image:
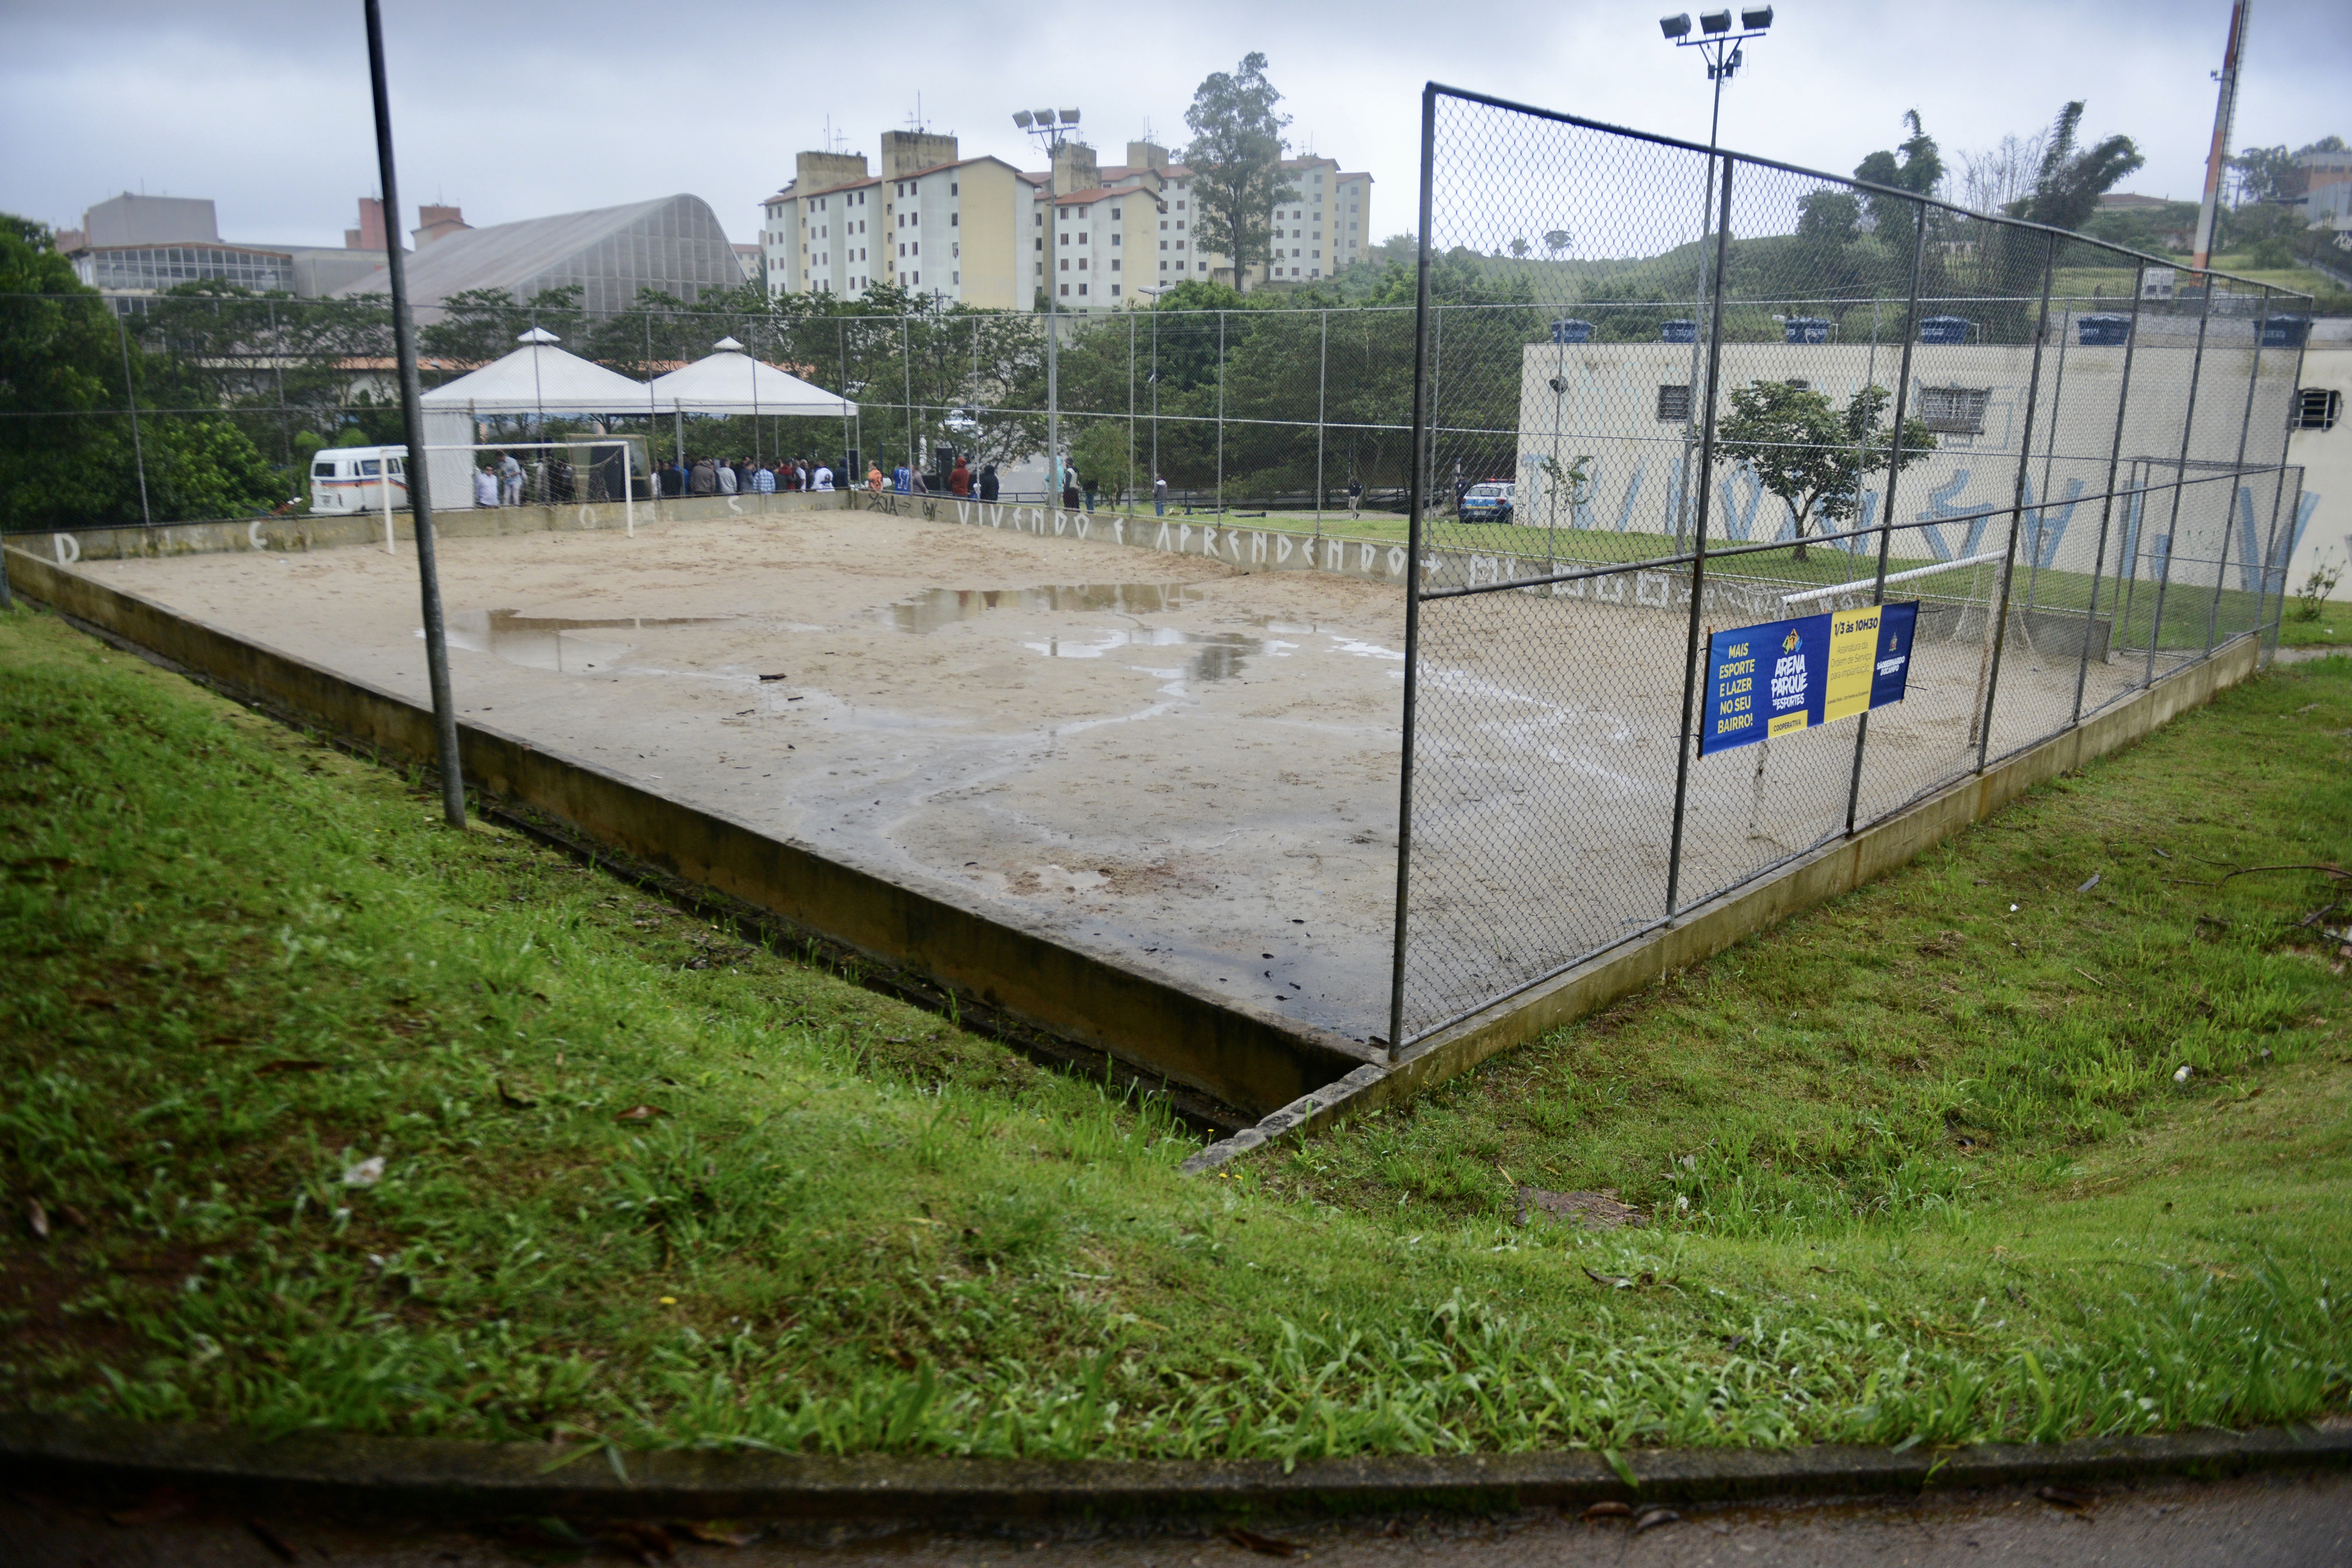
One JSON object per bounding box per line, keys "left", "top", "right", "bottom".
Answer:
{"left": 5, "top": 1413, "right": 2347, "bottom": 1526}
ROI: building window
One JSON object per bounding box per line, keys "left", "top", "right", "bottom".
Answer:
{"left": 1784, "top": 379, "right": 1810, "bottom": 391}
{"left": 951, "top": 212, "right": 958, "bottom": 226}
{"left": 1110, "top": 259, "right": 1120, "bottom": 271}
{"left": 1061, "top": 257, "right": 1069, "bottom": 271}
{"left": 913, "top": 272, "right": 919, "bottom": 285}
{"left": 1078, "top": 283, "right": 1088, "bottom": 296}
{"left": 1656, "top": 384, "right": 1692, "bottom": 422}
{"left": 1111, "top": 284, "right": 1121, "bottom": 297}
{"left": 1061, "top": 283, "right": 1070, "bottom": 295}
{"left": 1111, "top": 233, "right": 1121, "bottom": 245}
{"left": 952, "top": 271, "right": 959, "bottom": 284}
{"left": 1111, "top": 207, "right": 1121, "bottom": 220}
{"left": 1078, "top": 257, "right": 1088, "bottom": 270}
{"left": 1061, "top": 232, "right": 1069, "bottom": 245}
{"left": 2296, "top": 387, "right": 2342, "bottom": 430}
{"left": 1919, "top": 385, "right": 1990, "bottom": 435}
{"left": 950, "top": 182, "right": 958, "bottom": 196}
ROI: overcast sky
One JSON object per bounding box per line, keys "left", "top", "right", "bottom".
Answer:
{"left": 4, "top": 0, "right": 2344, "bottom": 252}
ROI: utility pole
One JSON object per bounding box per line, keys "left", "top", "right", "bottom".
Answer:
{"left": 2190, "top": 0, "right": 2251, "bottom": 276}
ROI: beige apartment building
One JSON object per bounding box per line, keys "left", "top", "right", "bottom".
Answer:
{"left": 759, "top": 134, "right": 1372, "bottom": 311}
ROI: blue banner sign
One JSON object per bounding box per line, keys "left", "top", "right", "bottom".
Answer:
{"left": 1701, "top": 601, "right": 1918, "bottom": 755}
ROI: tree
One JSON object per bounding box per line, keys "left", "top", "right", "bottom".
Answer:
{"left": 1852, "top": 110, "right": 1944, "bottom": 233}
{"left": 1543, "top": 229, "right": 1572, "bottom": 257}
{"left": 1714, "top": 381, "right": 1937, "bottom": 561}
{"left": 1508, "top": 236, "right": 1530, "bottom": 259}
{"left": 2007, "top": 102, "right": 2143, "bottom": 231}
{"left": 1182, "top": 52, "right": 1300, "bottom": 294}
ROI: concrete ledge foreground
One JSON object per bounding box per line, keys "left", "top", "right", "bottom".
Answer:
{"left": 5, "top": 1412, "right": 2347, "bottom": 1525}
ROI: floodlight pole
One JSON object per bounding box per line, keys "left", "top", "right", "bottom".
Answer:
{"left": 364, "top": 0, "right": 465, "bottom": 830}
{"left": 1019, "top": 109, "right": 1082, "bottom": 502}
{"left": 1663, "top": 10, "right": 1770, "bottom": 552}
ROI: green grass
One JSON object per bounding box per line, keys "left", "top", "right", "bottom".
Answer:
{"left": 2, "top": 604, "right": 2348, "bottom": 1463}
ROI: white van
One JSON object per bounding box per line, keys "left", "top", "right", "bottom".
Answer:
{"left": 308, "top": 446, "right": 408, "bottom": 513}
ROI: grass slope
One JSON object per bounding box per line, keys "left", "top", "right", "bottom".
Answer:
{"left": 1, "top": 603, "right": 2346, "bottom": 1463}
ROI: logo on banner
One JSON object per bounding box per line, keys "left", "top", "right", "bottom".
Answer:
{"left": 1770, "top": 626, "right": 1808, "bottom": 712}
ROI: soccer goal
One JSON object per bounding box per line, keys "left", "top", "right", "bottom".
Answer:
{"left": 314, "top": 435, "right": 652, "bottom": 553}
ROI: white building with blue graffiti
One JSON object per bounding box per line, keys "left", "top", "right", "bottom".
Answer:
{"left": 1513, "top": 312, "right": 2336, "bottom": 607}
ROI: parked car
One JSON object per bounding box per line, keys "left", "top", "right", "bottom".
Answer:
{"left": 1459, "top": 479, "right": 1515, "bottom": 524}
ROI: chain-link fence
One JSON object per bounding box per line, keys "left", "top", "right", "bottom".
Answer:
{"left": 1, "top": 285, "right": 1439, "bottom": 532}
{"left": 1386, "top": 84, "right": 2312, "bottom": 1046}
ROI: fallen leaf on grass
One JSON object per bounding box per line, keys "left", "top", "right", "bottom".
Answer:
{"left": 246, "top": 1518, "right": 300, "bottom": 1563}
{"left": 26, "top": 1198, "right": 48, "bottom": 1240}
{"left": 254, "top": 1059, "right": 329, "bottom": 1076}
{"left": 1581, "top": 1501, "right": 1634, "bottom": 1521}
{"left": 1222, "top": 1525, "right": 1305, "bottom": 1557}
{"left": 615, "top": 1105, "right": 670, "bottom": 1123}
{"left": 1634, "top": 1508, "right": 1681, "bottom": 1533}
{"left": 1518, "top": 1186, "right": 1645, "bottom": 1231}
{"left": 1582, "top": 1267, "right": 1655, "bottom": 1290}
{"left": 2036, "top": 1485, "right": 2096, "bottom": 1510}
{"left": 342, "top": 1156, "right": 385, "bottom": 1187}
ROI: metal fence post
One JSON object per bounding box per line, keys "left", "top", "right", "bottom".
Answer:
{"left": 1664, "top": 150, "right": 1737, "bottom": 919}
{"left": 1127, "top": 309, "right": 1136, "bottom": 510}
{"left": 1386, "top": 84, "right": 1441, "bottom": 1061}
{"left": 2071, "top": 259, "right": 2148, "bottom": 725}
{"left": 112, "top": 308, "right": 153, "bottom": 526}
{"left": 1317, "top": 308, "right": 1328, "bottom": 527}
{"left": 363, "top": 0, "right": 464, "bottom": 830}
{"left": 1842, "top": 199, "right": 1929, "bottom": 836}
{"left": 1973, "top": 230, "right": 2060, "bottom": 770}
{"left": 1215, "top": 309, "right": 1227, "bottom": 516}
{"left": 2207, "top": 283, "right": 2273, "bottom": 653}
{"left": 2146, "top": 280, "right": 2217, "bottom": 686}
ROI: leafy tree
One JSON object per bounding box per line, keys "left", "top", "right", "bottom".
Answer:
{"left": 1852, "top": 110, "right": 1944, "bottom": 234}
{"left": 1508, "top": 237, "right": 1530, "bottom": 258}
{"left": 2229, "top": 144, "right": 2298, "bottom": 206}
{"left": 1543, "top": 230, "right": 1572, "bottom": 257}
{"left": 1714, "top": 380, "right": 1937, "bottom": 561}
{"left": 2007, "top": 102, "right": 2143, "bottom": 231}
{"left": 1182, "top": 52, "right": 1300, "bottom": 294}
{"left": 418, "top": 284, "right": 587, "bottom": 369}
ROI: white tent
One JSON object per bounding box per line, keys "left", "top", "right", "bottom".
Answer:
{"left": 647, "top": 337, "right": 857, "bottom": 417}
{"left": 419, "top": 328, "right": 650, "bottom": 415}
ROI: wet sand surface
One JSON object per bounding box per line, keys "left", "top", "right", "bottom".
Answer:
{"left": 85, "top": 511, "right": 1409, "bottom": 1042}
{"left": 84, "top": 509, "right": 2150, "bottom": 1041}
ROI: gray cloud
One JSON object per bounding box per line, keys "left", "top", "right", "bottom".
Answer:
{"left": 3, "top": 0, "right": 2343, "bottom": 249}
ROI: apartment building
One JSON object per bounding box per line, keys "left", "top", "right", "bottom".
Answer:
{"left": 761, "top": 134, "right": 1372, "bottom": 311}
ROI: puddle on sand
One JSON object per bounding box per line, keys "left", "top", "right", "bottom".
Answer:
{"left": 885, "top": 582, "right": 1265, "bottom": 684}
{"left": 883, "top": 582, "right": 1205, "bottom": 634}
{"left": 437, "top": 609, "right": 726, "bottom": 673}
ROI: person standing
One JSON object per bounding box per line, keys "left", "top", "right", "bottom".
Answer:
{"left": 1153, "top": 474, "right": 1168, "bottom": 517}
{"left": 811, "top": 460, "right": 833, "bottom": 492}
{"left": 1081, "top": 473, "right": 1098, "bottom": 513}
{"left": 868, "top": 462, "right": 886, "bottom": 493}
{"left": 499, "top": 449, "right": 524, "bottom": 507}
{"left": 1346, "top": 475, "right": 1363, "bottom": 520}
{"left": 949, "top": 456, "right": 971, "bottom": 496}
{"left": 979, "top": 464, "right": 999, "bottom": 502}
{"left": 716, "top": 457, "right": 738, "bottom": 496}
{"left": 689, "top": 458, "right": 716, "bottom": 496}
{"left": 1061, "top": 469, "right": 1081, "bottom": 513}
{"left": 753, "top": 461, "right": 775, "bottom": 495}
{"left": 473, "top": 462, "right": 499, "bottom": 508}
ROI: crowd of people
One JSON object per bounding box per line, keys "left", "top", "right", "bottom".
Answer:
{"left": 656, "top": 456, "right": 844, "bottom": 497}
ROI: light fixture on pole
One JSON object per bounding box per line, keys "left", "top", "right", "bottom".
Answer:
{"left": 1017, "top": 106, "right": 1083, "bottom": 501}
{"left": 1139, "top": 284, "right": 1170, "bottom": 498}
{"left": 1658, "top": 5, "right": 1773, "bottom": 550}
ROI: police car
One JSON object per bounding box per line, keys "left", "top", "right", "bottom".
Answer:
{"left": 1458, "top": 479, "right": 1515, "bottom": 523}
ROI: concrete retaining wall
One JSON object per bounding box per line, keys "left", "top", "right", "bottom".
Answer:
{"left": 3, "top": 543, "right": 1371, "bottom": 1127}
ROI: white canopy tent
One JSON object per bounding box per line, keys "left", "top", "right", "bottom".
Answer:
{"left": 417, "top": 329, "right": 652, "bottom": 513}
{"left": 646, "top": 337, "right": 858, "bottom": 418}
{"left": 645, "top": 338, "right": 859, "bottom": 478}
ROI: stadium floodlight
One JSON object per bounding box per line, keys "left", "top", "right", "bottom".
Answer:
{"left": 1034, "top": 109, "right": 1057, "bottom": 126}
{"left": 1659, "top": 12, "right": 1692, "bottom": 37}
{"left": 1012, "top": 110, "right": 1035, "bottom": 128}
{"left": 1058, "top": 109, "right": 1081, "bottom": 125}
{"left": 1699, "top": 9, "right": 1732, "bottom": 32}
{"left": 1741, "top": 5, "right": 1773, "bottom": 27}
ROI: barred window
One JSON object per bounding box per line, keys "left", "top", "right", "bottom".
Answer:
{"left": 2295, "top": 387, "right": 2341, "bottom": 431}
{"left": 1919, "top": 385, "right": 1989, "bottom": 435}
{"left": 1655, "top": 383, "right": 1691, "bottom": 422}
